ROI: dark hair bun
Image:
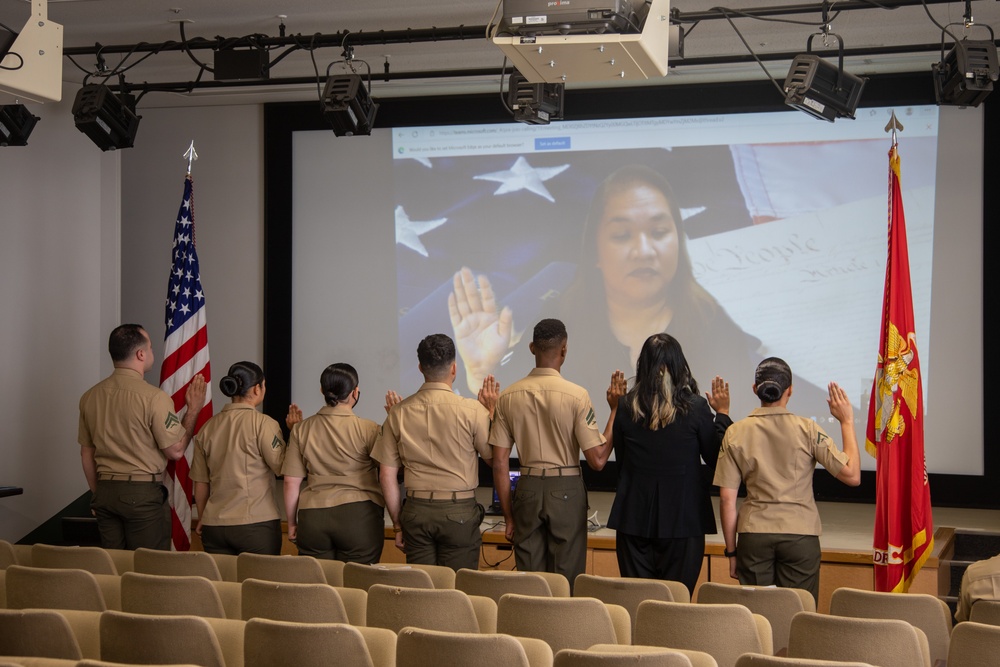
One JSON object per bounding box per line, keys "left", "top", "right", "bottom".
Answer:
{"left": 755, "top": 381, "right": 783, "bottom": 403}
{"left": 219, "top": 375, "right": 242, "bottom": 398}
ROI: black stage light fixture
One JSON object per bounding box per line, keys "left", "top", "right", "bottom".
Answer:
{"left": 783, "top": 33, "right": 864, "bottom": 122}
{"left": 214, "top": 47, "right": 270, "bottom": 81}
{"left": 321, "top": 74, "right": 378, "bottom": 137}
{"left": 0, "top": 104, "right": 40, "bottom": 146}
{"left": 933, "top": 39, "right": 999, "bottom": 107}
{"left": 507, "top": 69, "right": 565, "bottom": 125}
{"left": 72, "top": 84, "right": 141, "bottom": 151}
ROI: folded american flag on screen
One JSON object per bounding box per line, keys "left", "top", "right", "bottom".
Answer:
{"left": 159, "top": 173, "right": 213, "bottom": 551}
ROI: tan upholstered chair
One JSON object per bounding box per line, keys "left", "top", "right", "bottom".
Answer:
{"left": 0, "top": 609, "right": 84, "bottom": 660}
{"left": 634, "top": 601, "right": 772, "bottom": 667}
{"left": 99, "top": 610, "right": 229, "bottom": 667}
{"left": 240, "top": 578, "right": 350, "bottom": 623}
{"left": 77, "top": 662, "right": 203, "bottom": 667}
{"left": 0, "top": 659, "right": 79, "bottom": 667}
{"left": 120, "top": 571, "right": 227, "bottom": 618}
{"left": 829, "top": 587, "right": 951, "bottom": 667}
{"left": 735, "top": 655, "right": 874, "bottom": 667}
{"left": 382, "top": 563, "right": 457, "bottom": 589}
{"left": 0, "top": 540, "right": 18, "bottom": 569}
{"left": 343, "top": 562, "right": 436, "bottom": 590}
{"left": 947, "top": 620, "right": 1000, "bottom": 667}
{"left": 969, "top": 600, "right": 1000, "bottom": 626}
{"left": 30, "top": 544, "right": 117, "bottom": 576}
{"left": 456, "top": 569, "right": 553, "bottom": 602}
{"left": 788, "top": 611, "right": 931, "bottom": 667}
{"left": 696, "top": 582, "right": 814, "bottom": 655}
{"left": 589, "top": 645, "right": 718, "bottom": 667}
{"left": 4, "top": 565, "right": 106, "bottom": 612}
{"left": 497, "top": 593, "right": 629, "bottom": 653}
{"left": 367, "top": 583, "right": 489, "bottom": 634}
{"left": 396, "top": 626, "right": 553, "bottom": 667}
{"left": 244, "top": 618, "right": 395, "bottom": 667}
{"left": 554, "top": 647, "right": 695, "bottom": 667}
{"left": 209, "top": 553, "right": 239, "bottom": 582}
{"left": 236, "top": 552, "right": 326, "bottom": 584}
{"left": 574, "top": 574, "right": 684, "bottom": 633}
{"left": 318, "top": 559, "right": 345, "bottom": 586}
{"left": 133, "top": 547, "right": 223, "bottom": 581}
{"left": 103, "top": 549, "right": 134, "bottom": 575}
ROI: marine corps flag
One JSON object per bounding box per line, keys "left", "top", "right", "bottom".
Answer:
{"left": 865, "top": 138, "right": 933, "bottom": 592}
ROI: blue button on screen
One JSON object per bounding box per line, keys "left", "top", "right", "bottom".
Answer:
{"left": 535, "top": 137, "right": 571, "bottom": 150}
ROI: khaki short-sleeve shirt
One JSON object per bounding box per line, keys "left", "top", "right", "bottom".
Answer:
{"left": 78, "top": 368, "right": 186, "bottom": 475}
{"left": 190, "top": 403, "right": 286, "bottom": 525}
{"left": 955, "top": 553, "right": 1000, "bottom": 622}
{"left": 489, "top": 368, "right": 605, "bottom": 468}
{"left": 371, "top": 382, "right": 491, "bottom": 492}
{"left": 281, "top": 404, "right": 383, "bottom": 509}
{"left": 713, "top": 406, "right": 849, "bottom": 536}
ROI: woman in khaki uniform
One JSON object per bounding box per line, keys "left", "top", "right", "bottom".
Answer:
{"left": 192, "top": 361, "right": 288, "bottom": 555}
{"left": 282, "top": 363, "right": 385, "bottom": 563}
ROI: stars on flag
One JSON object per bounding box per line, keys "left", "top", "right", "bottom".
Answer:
{"left": 473, "top": 156, "right": 569, "bottom": 203}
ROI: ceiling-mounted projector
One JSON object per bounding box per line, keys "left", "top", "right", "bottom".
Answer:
{"left": 493, "top": 0, "right": 672, "bottom": 84}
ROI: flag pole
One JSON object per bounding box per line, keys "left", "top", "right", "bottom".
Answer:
{"left": 183, "top": 140, "right": 198, "bottom": 176}
{"left": 884, "top": 110, "right": 904, "bottom": 146}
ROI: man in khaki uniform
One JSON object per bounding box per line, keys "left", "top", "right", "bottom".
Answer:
{"left": 79, "top": 324, "right": 206, "bottom": 550}
{"left": 373, "top": 333, "right": 494, "bottom": 571}
{"left": 714, "top": 357, "right": 860, "bottom": 601}
{"left": 490, "top": 319, "right": 615, "bottom": 586}
{"left": 955, "top": 552, "right": 1000, "bottom": 622}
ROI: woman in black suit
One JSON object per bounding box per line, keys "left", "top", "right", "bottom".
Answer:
{"left": 607, "top": 333, "right": 732, "bottom": 594}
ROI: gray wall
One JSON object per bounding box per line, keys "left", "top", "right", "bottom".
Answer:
{"left": 0, "top": 96, "right": 263, "bottom": 542}
{"left": 0, "top": 83, "right": 120, "bottom": 541}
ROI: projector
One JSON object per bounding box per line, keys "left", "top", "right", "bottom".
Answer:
{"left": 499, "top": 0, "right": 647, "bottom": 36}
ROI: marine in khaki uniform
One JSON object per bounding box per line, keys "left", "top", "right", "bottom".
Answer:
{"left": 373, "top": 333, "right": 497, "bottom": 572}
{"left": 282, "top": 362, "right": 385, "bottom": 564}
{"left": 490, "top": 319, "right": 618, "bottom": 587}
{"left": 191, "top": 361, "right": 288, "bottom": 555}
{"left": 714, "top": 357, "right": 861, "bottom": 601}
{"left": 78, "top": 324, "right": 206, "bottom": 550}
{"left": 955, "top": 552, "right": 1000, "bottom": 622}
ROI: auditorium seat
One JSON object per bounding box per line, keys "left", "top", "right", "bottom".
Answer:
{"left": 240, "top": 578, "right": 350, "bottom": 624}
{"left": 554, "top": 646, "right": 695, "bottom": 667}
{"left": 4, "top": 565, "right": 107, "bottom": 612}
{"left": 99, "top": 610, "right": 240, "bottom": 667}
{"left": 133, "top": 547, "right": 223, "bottom": 581}
{"left": 383, "top": 563, "right": 456, "bottom": 589}
{"left": 456, "top": 568, "right": 553, "bottom": 602}
{"left": 574, "top": 574, "right": 684, "bottom": 634}
{"left": 0, "top": 609, "right": 84, "bottom": 660}
{"left": 103, "top": 549, "right": 134, "bottom": 575}
{"left": 589, "top": 645, "right": 718, "bottom": 667}
{"left": 0, "top": 659, "right": 79, "bottom": 667}
{"left": 947, "top": 621, "right": 1000, "bottom": 667}
{"left": 30, "top": 545, "right": 117, "bottom": 576}
{"left": 696, "top": 582, "right": 814, "bottom": 655}
{"left": 634, "top": 601, "right": 772, "bottom": 667}
{"left": 243, "top": 618, "right": 395, "bottom": 667}
{"left": 497, "top": 594, "right": 629, "bottom": 653}
{"left": 236, "top": 552, "right": 326, "bottom": 584}
{"left": 318, "top": 559, "right": 345, "bottom": 586}
{"left": 0, "top": 541, "right": 17, "bottom": 569}
{"left": 209, "top": 553, "right": 239, "bottom": 582}
{"left": 343, "top": 563, "right": 436, "bottom": 591}
{"left": 77, "top": 662, "right": 203, "bottom": 667}
{"left": 735, "top": 655, "right": 874, "bottom": 667}
{"left": 787, "top": 612, "right": 931, "bottom": 667}
{"left": 396, "top": 627, "right": 552, "bottom": 667}
{"left": 828, "top": 587, "right": 951, "bottom": 667}
{"left": 970, "top": 600, "right": 1000, "bottom": 626}
{"left": 121, "top": 571, "right": 227, "bottom": 619}
{"left": 367, "top": 584, "right": 494, "bottom": 634}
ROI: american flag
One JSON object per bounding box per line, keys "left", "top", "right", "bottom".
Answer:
{"left": 159, "top": 173, "right": 213, "bottom": 551}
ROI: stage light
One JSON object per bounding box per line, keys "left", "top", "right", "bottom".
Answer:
{"left": 214, "top": 47, "right": 270, "bottom": 81}
{"left": 321, "top": 74, "right": 378, "bottom": 137}
{"left": 932, "top": 39, "right": 999, "bottom": 108}
{"left": 507, "top": 69, "right": 564, "bottom": 125}
{"left": 784, "top": 53, "right": 865, "bottom": 122}
{"left": 0, "top": 104, "right": 39, "bottom": 146}
{"left": 71, "top": 84, "right": 141, "bottom": 151}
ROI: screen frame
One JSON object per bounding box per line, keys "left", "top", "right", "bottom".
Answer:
{"left": 263, "top": 71, "right": 996, "bottom": 508}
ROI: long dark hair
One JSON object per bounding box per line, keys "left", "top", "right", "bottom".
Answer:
{"left": 627, "top": 333, "right": 698, "bottom": 429}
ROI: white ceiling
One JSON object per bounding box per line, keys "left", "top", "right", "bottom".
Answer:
{"left": 2, "top": 0, "right": 999, "bottom": 106}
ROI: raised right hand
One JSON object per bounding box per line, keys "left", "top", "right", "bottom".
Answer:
{"left": 448, "top": 267, "right": 513, "bottom": 393}
{"left": 827, "top": 382, "right": 854, "bottom": 424}
{"left": 384, "top": 390, "right": 403, "bottom": 414}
